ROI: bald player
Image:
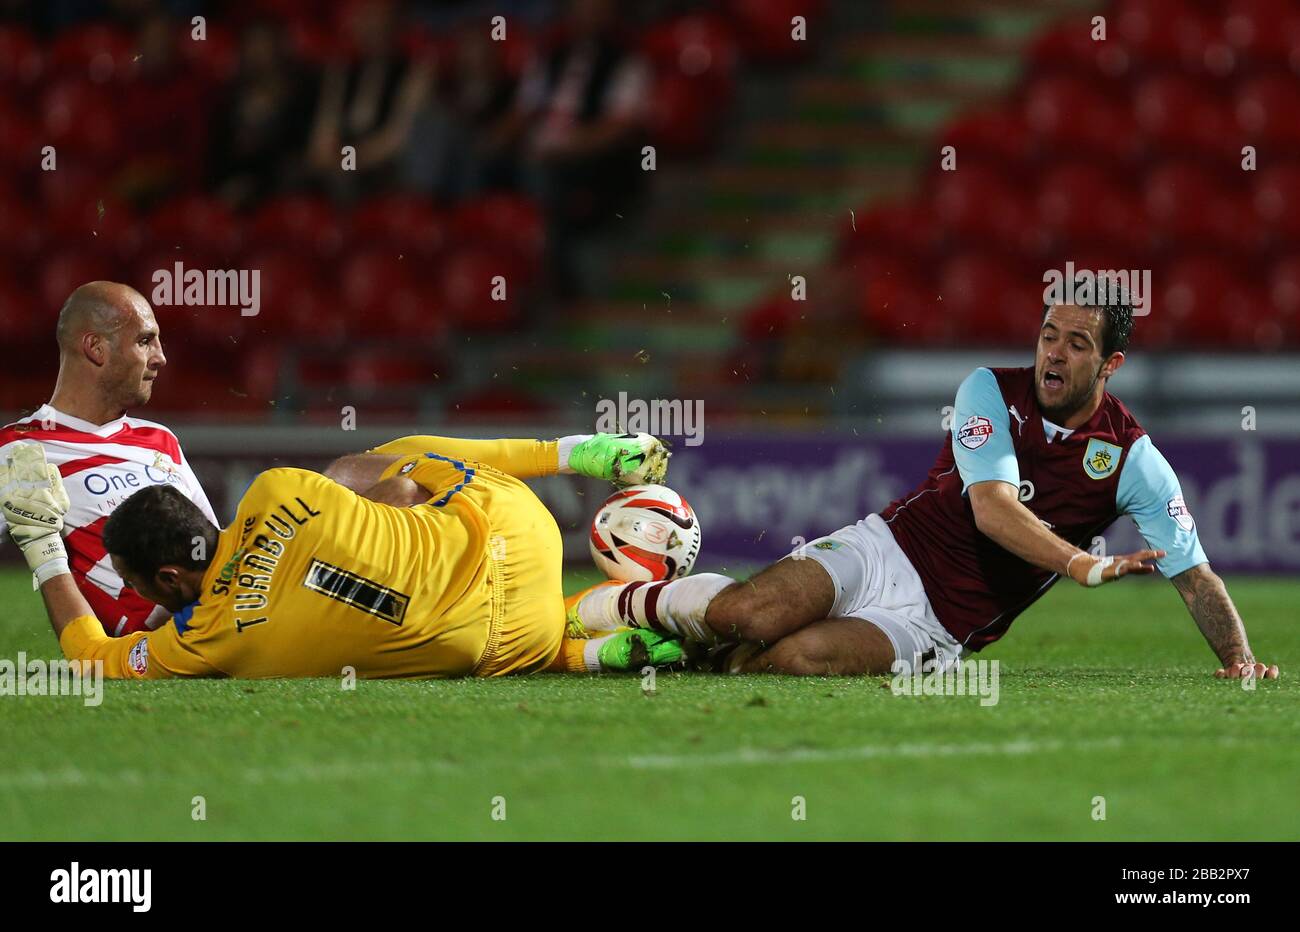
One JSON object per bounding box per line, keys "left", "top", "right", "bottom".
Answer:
{"left": 0, "top": 281, "right": 217, "bottom": 635}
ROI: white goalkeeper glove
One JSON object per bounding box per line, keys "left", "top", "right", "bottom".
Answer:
{"left": 1, "top": 441, "right": 72, "bottom": 584}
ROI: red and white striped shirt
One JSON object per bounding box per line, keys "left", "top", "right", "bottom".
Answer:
{"left": 0, "top": 404, "right": 218, "bottom": 636}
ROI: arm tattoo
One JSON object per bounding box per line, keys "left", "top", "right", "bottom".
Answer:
{"left": 1171, "top": 565, "right": 1252, "bottom": 666}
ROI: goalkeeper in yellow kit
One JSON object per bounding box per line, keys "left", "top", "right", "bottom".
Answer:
{"left": 0, "top": 433, "right": 682, "bottom": 679}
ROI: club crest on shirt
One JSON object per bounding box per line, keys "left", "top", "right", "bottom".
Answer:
{"left": 128, "top": 639, "right": 149, "bottom": 675}
{"left": 1083, "top": 439, "right": 1123, "bottom": 480}
{"left": 152, "top": 451, "right": 178, "bottom": 478}
{"left": 957, "top": 415, "right": 994, "bottom": 450}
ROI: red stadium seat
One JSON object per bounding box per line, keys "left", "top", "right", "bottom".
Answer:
{"left": 351, "top": 195, "right": 449, "bottom": 259}
{"left": 0, "top": 100, "right": 41, "bottom": 173}
{"left": 0, "top": 273, "right": 43, "bottom": 346}
{"left": 642, "top": 12, "right": 738, "bottom": 89}
{"left": 436, "top": 245, "right": 524, "bottom": 330}
{"left": 937, "top": 105, "right": 1034, "bottom": 168}
{"left": 1235, "top": 75, "right": 1300, "bottom": 148}
{"left": 249, "top": 196, "right": 346, "bottom": 257}
{"left": 1143, "top": 163, "right": 1258, "bottom": 255}
{"left": 1157, "top": 256, "right": 1259, "bottom": 348}
{"left": 177, "top": 22, "right": 239, "bottom": 84}
{"left": 1023, "top": 74, "right": 1140, "bottom": 165}
{"left": 648, "top": 70, "right": 723, "bottom": 156}
{"left": 40, "top": 78, "right": 123, "bottom": 162}
{"left": 937, "top": 254, "right": 1044, "bottom": 345}
{"left": 48, "top": 24, "right": 136, "bottom": 85}
{"left": 1024, "top": 17, "right": 1132, "bottom": 83}
{"left": 1114, "top": 0, "right": 1227, "bottom": 74}
{"left": 0, "top": 193, "right": 44, "bottom": 260}
{"left": 724, "top": 0, "right": 824, "bottom": 64}
{"left": 1133, "top": 74, "right": 1238, "bottom": 163}
{"left": 147, "top": 195, "right": 244, "bottom": 260}
{"left": 453, "top": 194, "right": 543, "bottom": 254}
{"left": 448, "top": 386, "right": 549, "bottom": 418}
{"left": 1036, "top": 164, "right": 1148, "bottom": 253}
{"left": 339, "top": 249, "right": 442, "bottom": 340}
{"left": 47, "top": 195, "right": 143, "bottom": 261}
{"left": 837, "top": 200, "right": 937, "bottom": 260}
{"left": 0, "top": 26, "right": 44, "bottom": 86}
{"left": 345, "top": 347, "right": 444, "bottom": 391}
{"left": 860, "top": 264, "right": 954, "bottom": 346}
{"left": 929, "top": 164, "right": 1037, "bottom": 256}
{"left": 38, "top": 252, "right": 119, "bottom": 312}
{"left": 238, "top": 249, "right": 338, "bottom": 340}
{"left": 1252, "top": 164, "right": 1300, "bottom": 242}
{"left": 643, "top": 12, "right": 737, "bottom": 154}
{"left": 1223, "top": 0, "right": 1300, "bottom": 68}
{"left": 1268, "top": 255, "right": 1300, "bottom": 316}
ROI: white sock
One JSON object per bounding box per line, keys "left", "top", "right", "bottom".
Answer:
{"left": 582, "top": 635, "right": 611, "bottom": 672}
{"left": 574, "top": 585, "right": 625, "bottom": 633}
{"left": 555, "top": 434, "right": 594, "bottom": 474}
{"left": 601, "top": 573, "right": 734, "bottom": 645}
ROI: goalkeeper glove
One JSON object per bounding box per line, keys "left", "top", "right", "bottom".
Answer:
{"left": 1, "top": 441, "right": 72, "bottom": 584}
{"left": 561, "top": 433, "right": 670, "bottom": 485}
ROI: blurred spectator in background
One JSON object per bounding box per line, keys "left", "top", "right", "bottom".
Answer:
{"left": 490, "top": 0, "right": 651, "bottom": 298}
{"left": 404, "top": 21, "right": 520, "bottom": 201}
{"left": 207, "top": 19, "right": 315, "bottom": 211}
{"left": 307, "top": 0, "right": 433, "bottom": 202}
{"left": 115, "top": 11, "right": 208, "bottom": 208}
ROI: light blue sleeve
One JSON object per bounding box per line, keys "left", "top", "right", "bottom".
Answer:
{"left": 1115, "top": 434, "right": 1208, "bottom": 577}
{"left": 951, "top": 367, "right": 1019, "bottom": 493}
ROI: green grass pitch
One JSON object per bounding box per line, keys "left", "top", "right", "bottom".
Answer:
{"left": 1, "top": 566, "right": 1296, "bottom": 840}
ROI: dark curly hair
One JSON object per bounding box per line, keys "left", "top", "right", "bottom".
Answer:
{"left": 102, "top": 484, "right": 219, "bottom": 580}
{"left": 1043, "top": 271, "right": 1135, "bottom": 358}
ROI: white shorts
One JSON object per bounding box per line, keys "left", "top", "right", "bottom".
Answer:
{"left": 792, "top": 513, "right": 963, "bottom": 673}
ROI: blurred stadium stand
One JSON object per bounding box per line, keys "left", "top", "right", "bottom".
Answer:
{"left": 0, "top": 0, "right": 1297, "bottom": 434}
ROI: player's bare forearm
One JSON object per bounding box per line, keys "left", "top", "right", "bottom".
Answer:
{"left": 968, "top": 480, "right": 1080, "bottom": 574}
{"left": 39, "top": 572, "right": 99, "bottom": 640}
{"left": 968, "top": 481, "right": 1162, "bottom": 586}
{"left": 1171, "top": 563, "right": 1254, "bottom": 666}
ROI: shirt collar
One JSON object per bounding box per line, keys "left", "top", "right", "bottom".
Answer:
{"left": 35, "top": 403, "right": 130, "bottom": 437}
{"left": 1042, "top": 416, "right": 1075, "bottom": 443}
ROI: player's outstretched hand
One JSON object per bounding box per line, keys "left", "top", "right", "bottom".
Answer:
{"left": 1215, "top": 661, "right": 1280, "bottom": 681}
{"left": 1, "top": 441, "right": 72, "bottom": 581}
{"left": 1067, "top": 549, "right": 1165, "bottom": 587}
{"left": 567, "top": 433, "right": 670, "bottom": 486}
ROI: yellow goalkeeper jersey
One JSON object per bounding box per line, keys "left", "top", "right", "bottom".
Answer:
{"left": 59, "top": 455, "right": 565, "bottom": 679}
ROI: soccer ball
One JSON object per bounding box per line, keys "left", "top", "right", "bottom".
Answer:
{"left": 588, "top": 484, "right": 702, "bottom": 582}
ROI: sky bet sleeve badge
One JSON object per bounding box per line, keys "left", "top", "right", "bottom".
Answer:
{"left": 1083, "top": 438, "right": 1123, "bottom": 480}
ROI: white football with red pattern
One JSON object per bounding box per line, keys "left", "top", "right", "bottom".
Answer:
{"left": 588, "top": 484, "right": 702, "bottom": 582}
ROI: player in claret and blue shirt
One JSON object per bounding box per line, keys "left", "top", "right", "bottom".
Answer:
{"left": 568, "top": 291, "right": 1280, "bottom": 682}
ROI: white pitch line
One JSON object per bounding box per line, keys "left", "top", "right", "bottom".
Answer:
{"left": 622, "top": 736, "right": 1127, "bottom": 770}
{"left": 0, "top": 738, "right": 1130, "bottom": 790}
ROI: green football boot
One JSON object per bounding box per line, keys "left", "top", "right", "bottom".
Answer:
{"left": 596, "top": 629, "right": 686, "bottom": 672}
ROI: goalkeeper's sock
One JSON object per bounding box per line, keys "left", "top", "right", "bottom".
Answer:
{"left": 546, "top": 636, "right": 599, "bottom": 673}
{"left": 580, "top": 574, "right": 734, "bottom": 645}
